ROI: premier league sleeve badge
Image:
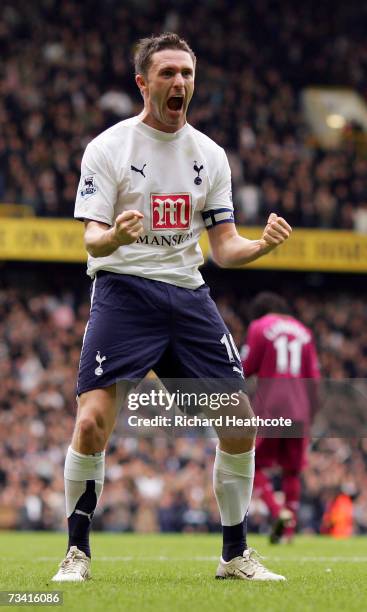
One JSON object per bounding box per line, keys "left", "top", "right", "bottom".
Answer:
{"left": 80, "top": 174, "right": 98, "bottom": 199}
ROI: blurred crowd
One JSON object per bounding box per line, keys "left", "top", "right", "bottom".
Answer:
{"left": 1, "top": 0, "right": 367, "bottom": 228}
{"left": 1, "top": 283, "right": 367, "bottom": 534}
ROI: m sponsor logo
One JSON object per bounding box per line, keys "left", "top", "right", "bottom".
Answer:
{"left": 151, "top": 193, "right": 191, "bottom": 230}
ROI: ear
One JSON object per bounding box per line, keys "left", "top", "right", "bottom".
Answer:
{"left": 135, "top": 73, "right": 146, "bottom": 98}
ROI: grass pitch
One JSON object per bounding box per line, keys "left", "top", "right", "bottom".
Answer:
{"left": 0, "top": 532, "right": 365, "bottom": 611}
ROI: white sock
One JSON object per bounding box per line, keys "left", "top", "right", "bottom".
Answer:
{"left": 213, "top": 446, "right": 255, "bottom": 526}
{"left": 64, "top": 446, "right": 105, "bottom": 517}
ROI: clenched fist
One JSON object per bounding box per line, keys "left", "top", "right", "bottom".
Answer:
{"left": 259, "top": 213, "right": 292, "bottom": 250}
{"left": 113, "top": 210, "right": 144, "bottom": 245}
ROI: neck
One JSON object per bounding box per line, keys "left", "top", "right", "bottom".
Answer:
{"left": 140, "top": 109, "right": 185, "bottom": 134}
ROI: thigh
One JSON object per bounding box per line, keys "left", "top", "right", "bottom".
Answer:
{"left": 255, "top": 438, "right": 307, "bottom": 471}
{"left": 255, "top": 437, "right": 281, "bottom": 468}
{"left": 279, "top": 438, "right": 308, "bottom": 471}
{"left": 77, "top": 273, "right": 170, "bottom": 395}
{"left": 168, "top": 283, "right": 245, "bottom": 386}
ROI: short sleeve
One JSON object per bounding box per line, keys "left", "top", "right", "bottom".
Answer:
{"left": 202, "top": 148, "right": 234, "bottom": 229}
{"left": 74, "top": 142, "right": 117, "bottom": 225}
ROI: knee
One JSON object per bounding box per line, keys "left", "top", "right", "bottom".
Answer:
{"left": 77, "top": 416, "right": 99, "bottom": 438}
{"left": 219, "top": 436, "right": 255, "bottom": 454}
{"left": 218, "top": 418, "right": 257, "bottom": 454}
{"left": 75, "top": 414, "right": 107, "bottom": 450}
{"left": 218, "top": 393, "right": 257, "bottom": 452}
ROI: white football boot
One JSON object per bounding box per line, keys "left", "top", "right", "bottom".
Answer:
{"left": 216, "top": 548, "right": 286, "bottom": 581}
{"left": 51, "top": 546, "right": 91, "bottom": 582}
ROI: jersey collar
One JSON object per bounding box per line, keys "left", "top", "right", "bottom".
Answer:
{"left": 135, "top": 116, "right": 189, "bottom": 142}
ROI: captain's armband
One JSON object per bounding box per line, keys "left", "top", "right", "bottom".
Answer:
{"left": 202, "top": 208, "right": 234, "bottom": 229}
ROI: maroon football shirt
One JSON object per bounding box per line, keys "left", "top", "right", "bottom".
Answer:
{"left": 242, "top": 314, "right": 320, "bottom": 426}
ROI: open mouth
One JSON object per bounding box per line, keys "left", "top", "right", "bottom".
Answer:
{"left": 167, "top": 96, "right": 184, "bottom": 111}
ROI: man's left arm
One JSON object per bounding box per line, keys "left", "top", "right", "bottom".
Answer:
{"left": 207, "top": 212, "right": 292, "bottom": 268}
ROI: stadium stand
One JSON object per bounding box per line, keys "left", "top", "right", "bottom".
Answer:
{"left": 1, "top": 280, "right": 366, "bottom": 534}
{"left": 1, "top": 0, "right": 367, "bottom": 228}
{"left": 1, "top": 0, "right": 367, "bottom": 537}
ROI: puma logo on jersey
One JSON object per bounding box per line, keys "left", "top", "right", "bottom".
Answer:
{"left": 131, "top": 163, "right": 147, "bottom": 177}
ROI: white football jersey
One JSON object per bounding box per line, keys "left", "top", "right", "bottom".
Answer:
{"left": 74, "top": 114, "right": 234, "bottom": 288}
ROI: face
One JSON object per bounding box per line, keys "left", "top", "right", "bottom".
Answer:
{"left": 136, "top": 49, "right": 195, "bottom": 133}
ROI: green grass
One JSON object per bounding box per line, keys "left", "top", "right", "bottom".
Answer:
{"left": 0, "top": 532, "right": 365, "bottom": 611}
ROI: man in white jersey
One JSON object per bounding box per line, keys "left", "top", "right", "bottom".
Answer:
{"left": 52, "top": 33, "right": 291, "bottom": 583}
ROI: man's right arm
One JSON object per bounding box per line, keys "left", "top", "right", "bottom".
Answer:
{"left": 84, "top": 211, "right": 144, "bottom": 258}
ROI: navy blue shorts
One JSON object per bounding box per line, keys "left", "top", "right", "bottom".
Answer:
{"left": 77, "top": 272, "right": 245, "bottom": 395}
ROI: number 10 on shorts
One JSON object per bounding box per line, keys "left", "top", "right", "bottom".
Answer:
{"left": 220, "top": 333, "right": 241, "bottom": 363}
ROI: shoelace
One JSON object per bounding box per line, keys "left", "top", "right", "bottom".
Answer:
{"left": 240, "top": 548, "right": 266, "bottom": 572}
{"left": 244, "top": 546, "right": 263, "bottom": 559}
{"left": 59, "top": 550, "right": 86, "bottom": 573}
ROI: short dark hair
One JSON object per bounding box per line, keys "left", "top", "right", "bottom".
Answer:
{"left": 134, "top": 32, "right": 196, "bottom": 76}
{"left": 250, "top": 292, "right": 290, "bottom": 321}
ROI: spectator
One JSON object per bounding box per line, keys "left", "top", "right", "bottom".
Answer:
{"left": 0, "top": 284, "right": 367, "bottom": 533}
{"left": 1, "top": 1, "right": 367, "bottom": 227}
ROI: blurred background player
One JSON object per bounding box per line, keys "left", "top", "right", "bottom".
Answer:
{"left": 320, "top": 487, "right": 354, "bottom": 538}
{"left": 242, "top": 292, "right": 320, "bottom": 543}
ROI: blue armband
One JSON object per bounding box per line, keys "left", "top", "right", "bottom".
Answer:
{"left": 202, "top": 208, "right": 234, "bottom": 229}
